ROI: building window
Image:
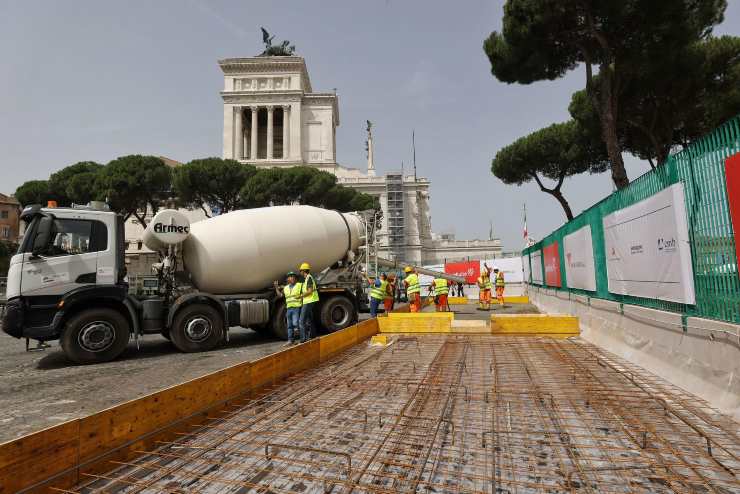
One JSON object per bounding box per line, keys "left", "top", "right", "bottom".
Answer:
{"left": 1, "top": 226, "right": 9, "bottom": 238}
{"left": 0, "top": 210, "right": 8, "bottom": 219}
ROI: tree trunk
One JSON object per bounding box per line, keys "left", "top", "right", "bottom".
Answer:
{"left": 599, "top": 68, "right": 629, "bottom": 189}
{"left": 547, "top": 189, "right": 574, "bottom": 221}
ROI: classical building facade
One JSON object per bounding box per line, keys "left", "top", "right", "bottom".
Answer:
{"left": 219, "top": 55, "right": 500, "bottom": 264}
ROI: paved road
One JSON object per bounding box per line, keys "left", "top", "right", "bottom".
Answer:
{"left": 0, "top": 328, "right": 287, "bottom": 443}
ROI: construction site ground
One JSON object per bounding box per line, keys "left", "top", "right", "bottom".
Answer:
{"left": 0, "top": 328, "right": 287, "bottom": 443}
{"left": 68, "top": 318, "right": 740, "bottom": 493}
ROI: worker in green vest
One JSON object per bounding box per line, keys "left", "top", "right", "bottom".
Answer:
{"left": 431, "top": 277, "right": 450, "bottom": 312}
{"left": 368, "top": 272, "right": 388, "bottom": 318}
{"left": 273, "top": 271, "right": 302, "bottom": 345}
{"left": 299, "top": 262, "right": 320, "bottom": 342}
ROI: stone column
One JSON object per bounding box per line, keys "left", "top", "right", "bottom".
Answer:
{"left": 234, "top": 107, "right": 243, "bottom": 159}
{"left": 282, "top": 105, "right": 289, "bottom": 159}
{"left": 267, "top": 106, "right": 274, "bottom": 160}
{"left": 250, "top": 107, "right": 258, "bottom": 160}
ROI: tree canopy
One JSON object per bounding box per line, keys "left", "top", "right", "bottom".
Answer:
{"left": 48, "top": 161, "right": 104, "bottom": 206}
{"left": 569, "top": 35, "right": 740, "bottom": 169}
{"left": 172, "top": 158, "right": 256, "bottom": 217}
{"left": 97, "top": 155, "right": 171, "bottom": 226}
{"left": 484, "top": 0, "right": 727, "bottom": 189}
{"left": 240, "top": 166, "right": 379, "bottom": 213}
{"left": 14, "top": 180, "right": 52, "bottom": 207}
{"left": 491, "top": 120, "right": 609, "bottom": 220}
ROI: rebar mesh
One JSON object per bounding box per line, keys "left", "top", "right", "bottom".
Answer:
{"left": 59, "top": 335, "right": 740, "bottom": 493}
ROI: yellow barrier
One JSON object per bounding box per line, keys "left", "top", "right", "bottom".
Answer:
{"left": 379, "top": 312, "right": 453, "bottom": 333}
{"left": 504, "top": 295, "right": 530, "bottom": 304}
{"left": 447, "top": 296, "right": 469, "bottom": 305}
{"left": 490, "top": 314, "right": 579, "bottom": 335}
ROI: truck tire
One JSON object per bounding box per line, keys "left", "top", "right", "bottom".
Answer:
{"left": 320, "top": 295, "right": 357, "bottom": 333}
{"left": 270, "top": 303, "right": 288, "bottom": 340}
{"left": 60, "top": 308, "right": 131, "bottom": 364}
{"left": 170, "top": 304, "right": 224, "bottom": 353}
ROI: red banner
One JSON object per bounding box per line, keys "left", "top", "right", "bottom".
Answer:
{"left": 725, "top": 152, "right": 740, "bottom": 274}
{"left": 544, "top": 242, "right": 561, "bottom": 287}
{"left": 445, "top": 260, "right": 480, "bottom": 284}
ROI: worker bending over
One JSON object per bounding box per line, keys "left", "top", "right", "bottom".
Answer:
{"left": 404, "top": 266, "right": 422, "bottom": 312}
{"left": 494, "top": 266, "right": 505, "bottom": 306}
{"left": 298, "top": 262, "right": 319, "bottom": 342}
{"left": 431, "top": 277, "right": 450, "bottom": 312}
{"left": 368, "top": 272, "right": 388, "bottom": 318}
{"left": 384, "top": 273, "right": 396, "bottom": 313}
{"left": 477, "top": 263, "right": 493, "bottom": 310}
{"left": 273, "top": 272, "right": 302, "bottom": 345}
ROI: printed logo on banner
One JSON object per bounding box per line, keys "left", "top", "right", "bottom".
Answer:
{"left": 543, "top": 242, "right": 561, "bottom": 287}
{"left": 657, "top": 237, "right": 677, "bottom": 253}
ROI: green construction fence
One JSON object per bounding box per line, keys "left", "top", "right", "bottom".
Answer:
{"left": 523, "top": 115, "right": 740, "bottom": 324}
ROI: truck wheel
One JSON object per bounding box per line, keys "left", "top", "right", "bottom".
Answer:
{"left": 270, "top": 303, "right": 288, "bottom": 340}
{"left": 170, "top": 304, "right": 224, "bottom": 353}
{"left": 320, "top": 295, "right": 357, "bottom": 333}
{"left": 61, "top": 308, "right": 131, "bottom": 364}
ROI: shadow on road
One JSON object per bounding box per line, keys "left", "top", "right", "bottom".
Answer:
{"left": 35, "top": 327, "right": 280, "bottom": 370}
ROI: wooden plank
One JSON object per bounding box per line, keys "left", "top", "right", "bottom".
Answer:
{"left": 490, "top": 314, "right": 579, "bottom": 334}
{"left": 378, "top": 316, "right": 452, "bottom": 333}
{"left": 249, "top": 353, "right": 276, "bottom": 391}
{"left": 274, "top": 341, "right": 320, "bottom": 381}
{"left": 356, "top": 318, "right": 379, "bottom": 341}
{"left": 78, "top": 361, "right": 251, "bottom": 462}
{"left": 0, "top": 420, "right": 80, "bottom": 494}
{"left": 319, "top": 325, "right": 358, "bottom": 362}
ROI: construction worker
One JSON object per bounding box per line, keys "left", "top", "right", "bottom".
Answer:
{"left": 298, "top": 262, "right": 319, "bottom": 342}
{"left": 477, "top": 264, "right": 493, "bottom": 310}
{"left": 494, "top": 266, "right": 505, "bottom": 306}
{"left": 384, "top": 273, "right": 396, "bottom": 313}
{"left": 368, "top": 272, "right": 388, "bottom": 318}
{"left": 273, "top": 272, "right": 302, "bottom": 345}
{"left": 431, "top": 277, "right": 450, "bottom": 312}
{"left": 404, "top": 266, "right": 421, "bottom": 312}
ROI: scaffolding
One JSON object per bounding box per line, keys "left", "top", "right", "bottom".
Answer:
{"left": 386, "top": 172, "right": 405, "bottom": 262}
{"left": 66, "top": 334, "right": 740, "bottom": 493}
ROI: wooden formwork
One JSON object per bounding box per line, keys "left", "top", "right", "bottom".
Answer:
{"left": 0, "top": 318, "right": 380, "bottom": 493}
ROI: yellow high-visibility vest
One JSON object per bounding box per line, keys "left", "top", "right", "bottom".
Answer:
{"left": 495, "top": 272, "right": 505, "bottom": 287}
{"left": 370, "top": 279, "right": 388, "bottom": 300}
{"left": 301, "top": 274, "right": 320, "bottom": 304}
{"left": 283, "top": 283, "right": 303, "bottom": 308}
{"left": 405, "top": 273, "right": 420, "bottom": 294}
{"left": 433, "top": 278, "right": 449, "bottom": 296}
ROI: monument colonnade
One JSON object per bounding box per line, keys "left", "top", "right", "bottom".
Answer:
{"left": 233, "top": 104, "right": 290, "bottom": 160}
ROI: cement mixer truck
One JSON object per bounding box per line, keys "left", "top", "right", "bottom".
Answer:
{"left": 2, "top": 203, "right": 379, "bottom": 364}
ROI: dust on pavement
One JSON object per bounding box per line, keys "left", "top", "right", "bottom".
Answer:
{"left": 0, "top": 328, "right": 286, "bottom": 443}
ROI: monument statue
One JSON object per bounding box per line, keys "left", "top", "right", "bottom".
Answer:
{"left": 258, "top": 27, "right": 296, "bottom": 56}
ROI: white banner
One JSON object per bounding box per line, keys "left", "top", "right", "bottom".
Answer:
{"left": 523, "top": 254, "right": 531, "bottom": 283}
{"left": 530, "top": 250, "right": 543, "bottom": 284}
{"left": 564, "top": 225, "right": 597, "bottom": 291}
{"left": 603, "top": 183, "right": 695, "bottom": 304}
{"left": 480, "top": 258, "right": 524, "bottom": 283}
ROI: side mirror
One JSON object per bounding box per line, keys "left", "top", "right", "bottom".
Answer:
{"left": 31, "top": 216, "right": 54, "bottom": 257}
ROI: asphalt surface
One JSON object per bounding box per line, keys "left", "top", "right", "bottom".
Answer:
{"left": 0, "top": 327, "right": 287, "bottom": 443}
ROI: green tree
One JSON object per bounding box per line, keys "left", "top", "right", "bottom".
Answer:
{"left": 240, "top": 166, "right": 379, "bottom": 212}
{"left": 172, "top": 158, "right": 256, "bottom": 217}
{"left": 570, "top": 35, "right": 740, "bottom": 169}
{"left": 491, "top": 120, "right": 609, "bottom": 220}
{"left": 14, "top": 180, "right": 52, "bottom": 207}
{"left": 97, "top": 155, "right": 171, "bottom": 226}
{"left": 48, "top": 161, "right": 104, "bottom": 206}
{"left": 484, "top": 0, "right": 727, "bottom": 189}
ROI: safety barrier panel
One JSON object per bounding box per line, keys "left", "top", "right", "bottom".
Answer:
{"left": 523, "top": 115, "right": 740, "bottom": 324}
{"left": 0, "top": 317, "right": 381, "bottom": 493}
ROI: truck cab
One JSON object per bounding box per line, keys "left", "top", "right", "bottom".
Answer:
{"left": 3, "top": 204, "right": 132, "bottom": 362}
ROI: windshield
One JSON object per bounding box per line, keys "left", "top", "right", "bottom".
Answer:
{"left": 17, "top": 215, "right": 40, "bottom": 254}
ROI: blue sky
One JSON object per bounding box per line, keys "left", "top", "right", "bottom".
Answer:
{"left": 1, "top": 1, "right": 738, "bottom": 249}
